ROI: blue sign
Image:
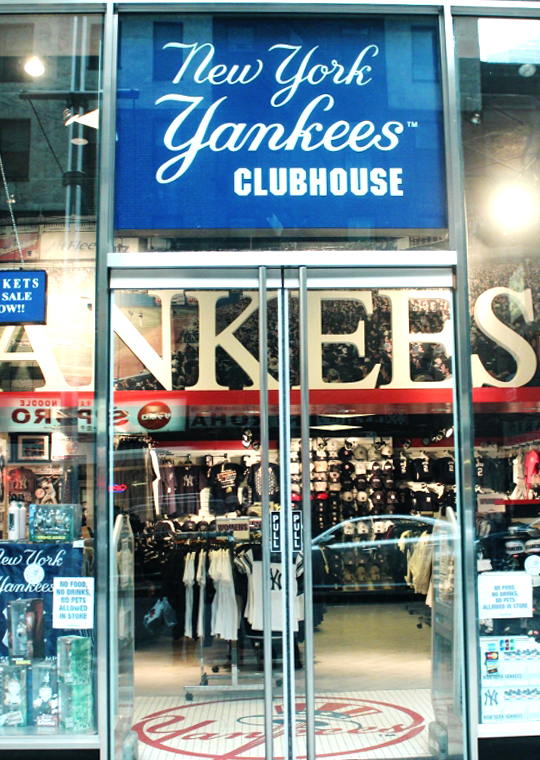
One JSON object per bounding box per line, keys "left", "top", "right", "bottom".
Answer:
{"left": 0, "top": 542, "right": 84, "bottom": 658}
{"left": 0, "top": 270, "right": 47, "bottom": 324}
{"left": 115, "top": 17, "right": 446, "bottom": 232}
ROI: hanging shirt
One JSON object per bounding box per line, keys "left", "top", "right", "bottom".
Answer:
{"left": 511, "top": 454, "right": 528, "bottom": 500}
{"left": 209, "top": 462, "right": 243, "bottom": 514}
{"left": 150, "top": 449, "right": 161, "bottom": 517}
{"left": 183, "top": 552, "right": 197, "bottom": 638}
{"left": 8, "top": 467, "right": 35, "bottom": 505}
{"left": 247, "top": 463, "right": 280, "bottom": 504}
{"left": 196, "top": 550, "right": 207, "bottom": 639}
{"left": 525, "top": 450, "right": 540, "bottom": 488}
{"left": 209, "top": 549, "right": 238, "bottom": 641}
{"left": 174, "top": 465, "right": 208, "bottom": 514}
{"left": 159, "top": 463, "right": 177, "bottom": 515}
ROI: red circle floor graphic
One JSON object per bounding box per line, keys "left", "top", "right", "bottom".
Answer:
{"left": 134, "top": 696, "right": 426, "bottom": 759}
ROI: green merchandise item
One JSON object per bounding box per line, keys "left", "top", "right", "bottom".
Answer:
{"left": 0, "top": 664, "right": 27, "bottom": 727}
{"left": 57, "top": 636, "right": 92, "bottom": 684}
{"left": 58, "top": 680, "right": 93, "bottom": 731}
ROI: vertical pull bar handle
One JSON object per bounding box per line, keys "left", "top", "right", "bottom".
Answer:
{"left": 259, "top": 267, "right": 274, "bottom": 760}
{"left": 299, "top": 267, "right": 316, "bottom": 760}
{"left": 278, "top": 281, "right": 296, "bottom": 760}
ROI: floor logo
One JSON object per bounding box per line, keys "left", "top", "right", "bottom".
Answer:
{"left": 134, "top": 696, "right": 426, "bottom": 758}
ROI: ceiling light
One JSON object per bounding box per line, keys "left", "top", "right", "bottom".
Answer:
{"left": 319, "top": 413, "right": 372, "bottom": 418}
{"left": 24, "top": 56, "right": 45, "bottom": 77}
{"left": 311, "top": 424, "right": 366, "bottom": 431}
{"left": 71, "top": 137, "right": 88, "bottom": 146}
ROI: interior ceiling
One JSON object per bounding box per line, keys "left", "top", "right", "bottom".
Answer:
{"left": 461, "top": 62, "right": 540, "bottom": 182}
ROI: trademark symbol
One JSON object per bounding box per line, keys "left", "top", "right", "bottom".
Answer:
{"left": 407, "top": 121, "right": 418, "bottom": 128}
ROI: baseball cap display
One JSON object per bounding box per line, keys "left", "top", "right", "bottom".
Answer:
{"left": 338, "top": 446, "right": 354, "bottom": 462}
{"left": 353, "top": 445, "right": 368, "bottom": 461}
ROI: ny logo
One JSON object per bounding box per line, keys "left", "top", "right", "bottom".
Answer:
{"left": 183, "top": 474, "right": 195, "bottom": 488}
{"left": 484, "top": 690, "right": 498, "bottom": 707}
{"left": 270, "top": 568, "right": 282, "bottom": 591}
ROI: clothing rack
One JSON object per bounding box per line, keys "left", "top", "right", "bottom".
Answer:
{"left": 182, "top": 534, "right": 269, "bottom": 700}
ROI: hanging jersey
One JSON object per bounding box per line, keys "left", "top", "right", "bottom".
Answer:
{"left": 436, "top": 457, "right": 455, "bottom": 485}
{"left": 235, "top": 549, "right": 304, "bottom": 632}
{"left": 475, "top": 457, "right": 485, "bottom": 487}
{"left": 412, "top": 457, "right": 434, "bottom": 483}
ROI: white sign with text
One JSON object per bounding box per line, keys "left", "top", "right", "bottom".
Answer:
{"left": 52, "top": 576, "right": 94, "bottom": 629}
{"left": 478, "top": 572, "right": 532, "bottom": 619}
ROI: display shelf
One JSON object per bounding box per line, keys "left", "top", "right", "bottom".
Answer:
{"left": 0, "top": 731, "right": 100, "bottom": 749}
{"left": 478, "top": 723, "right": 540, "bottom": 739}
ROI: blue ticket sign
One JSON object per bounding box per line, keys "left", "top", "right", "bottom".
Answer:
{"left": 115, "top": 16, "right": 446, "bottom": 232}
{"left": 0, "top": 270, "right": 47, "bottom": 324}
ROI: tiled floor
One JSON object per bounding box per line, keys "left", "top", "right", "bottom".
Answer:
{"left": 133, "top": 690, "right": 434, "bottom": 760}
{"left": 131, "top": 602, "right": 436, "bottom": 759}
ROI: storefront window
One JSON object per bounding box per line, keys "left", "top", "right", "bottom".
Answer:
{"left": 0, "top": 14, "right": 101, "bottom": 736}
{"left": 114, "top": 14, "right": 448, "bottom": 253}
{"left": 457, "top": 15, "right": 540, "bottom": 733}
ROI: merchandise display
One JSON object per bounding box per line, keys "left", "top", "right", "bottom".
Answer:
{"left": 32, "top": 660, "right": 59, "bottom": 727}
{"left": 8, "top": 599, "right": 45, "bottom": 663}
{"left": 57, "top": 636, "right": 92, "bottom": 685}
{"left": 0, "top": 444, "right": 96, "bottom": 735}
{"left": 58, "top": 681, "right": 93, "bottom": 732}
{"left": 29, "top": 503, "right": 82, "bottom": 542}
{"left": 0, "top": 664, "right": 27, "bottom": 727}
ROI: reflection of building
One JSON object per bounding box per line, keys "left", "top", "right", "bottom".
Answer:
{"left": 0, "top": 16, "right": 101, "bottom": 220}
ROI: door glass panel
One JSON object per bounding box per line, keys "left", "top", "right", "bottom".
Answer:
{"left": 111, "top": 286, "right": 281, "bottom": 759}
{"left": 456, "top": 15, "right": 540, "bottom": 739}
{"left": 297, "top": 285, "right": 463, "bottom": 760}
{"left": 110, "top": 278, "right": 464, "bottom": 760}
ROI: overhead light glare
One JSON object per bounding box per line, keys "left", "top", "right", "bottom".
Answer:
{"left": 311, "top": 424, "right": 364, "bottom": 431}
{"left": 319, "top": 413, "right": 372, "bottom": 419}
{"left": 71, "top": 137, "right": 88, "bottom": 146}
{"left": 490, "top": 184, "right": 538, "bottom": 231}
{"left": 24, "top": 56, "right": 45, "bottom": 77}
{"left": 65, "top": 109, "right": 99, "bottom": 130}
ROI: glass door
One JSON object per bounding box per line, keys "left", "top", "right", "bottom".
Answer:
{"left": 292, "top": 268, "right": 464, "bottom": 760}
{"left": 108, "top": 264, "right": 465, "bottom": 760}
{"left": 109, "top": 267, "right": 282, "bottom": 760}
